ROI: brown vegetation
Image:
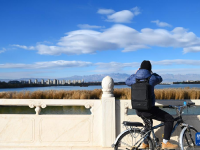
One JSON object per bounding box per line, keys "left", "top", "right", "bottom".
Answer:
{"left": 154, "top": 87, "right": 200, "bottom": 100}
{"left": 0, "top": 89, "right": 102, "bottom": 99}
{"left": 0, "top": 87, "right": 200, "bottom": 99}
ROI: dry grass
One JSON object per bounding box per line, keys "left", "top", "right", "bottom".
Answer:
{"left": 0, "top": 89, "right": 102, "bottom": 99}
{"left": 154, "top": 87, "right": 200, "bottom": 100}
{"left": 0, "top": 87, "right": 200, "bottom": 99}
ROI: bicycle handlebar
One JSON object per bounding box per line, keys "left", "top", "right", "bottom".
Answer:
{"left": 162, "top": 102, "right": 195, "bottom": 109}
{"left": 187, "top": 102, "right": 195, "bottom": 107}
{"left": 163, "top": 105, "right": 173, "bottom": 108}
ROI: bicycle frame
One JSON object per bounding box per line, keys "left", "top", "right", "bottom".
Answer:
{"left": 151, "top": 116, "right": 184, "bottom": 141}
{"left": 113, "top": 116, "right": 183, "bottom": 149}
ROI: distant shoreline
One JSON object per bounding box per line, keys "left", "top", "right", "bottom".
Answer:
{"left": 0, "top": 82, "right": 125, "bottom": 89}
{"left": 173, "top": 82, "right": 200, "bottom": 84}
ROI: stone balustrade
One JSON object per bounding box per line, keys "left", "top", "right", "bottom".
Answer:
{"left": 0, "top": 76, "right": 200, "bottom": 149}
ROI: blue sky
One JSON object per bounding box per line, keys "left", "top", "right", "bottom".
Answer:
{"left": 0, "top": 0, "right": 200, "bottom": 79}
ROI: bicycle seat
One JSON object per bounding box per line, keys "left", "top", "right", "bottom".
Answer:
{"left": 123, "top": 121, "right": 144, "bottom": 127}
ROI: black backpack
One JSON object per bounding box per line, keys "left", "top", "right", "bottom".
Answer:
{"left": 131, "top": 76, "right": 152, "bottom": 110}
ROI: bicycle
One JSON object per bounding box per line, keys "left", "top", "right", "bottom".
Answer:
{"left": 112, "top": 102, "right": 198, "bottom": 150}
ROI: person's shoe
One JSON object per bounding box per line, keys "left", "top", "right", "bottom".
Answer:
{"left": 162, "top": 141, "right": 178, "bottom": 149}
{"left": 139, "top": 143, "right": 149, "bottom": 149}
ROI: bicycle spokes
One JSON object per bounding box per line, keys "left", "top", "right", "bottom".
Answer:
{"left": 182, "top": 127, "right": 197, "bottom": 150}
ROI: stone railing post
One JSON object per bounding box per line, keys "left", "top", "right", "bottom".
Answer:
{"left": 101, "top": 76, "right": 116, "bottom": 147}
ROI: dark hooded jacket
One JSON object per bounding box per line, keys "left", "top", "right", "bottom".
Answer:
{"left": 125, "top": 69, "right": 162, "bottom": 106}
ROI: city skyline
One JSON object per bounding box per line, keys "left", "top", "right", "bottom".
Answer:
{"left": 9, "top": 78, "right": 84, "bottom": 84}
{"left": 1, "top": 0, "right": 200, "bottom": 79}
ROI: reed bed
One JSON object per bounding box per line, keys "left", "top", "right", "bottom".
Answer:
{"left": 0, "top": 87, "right": 200, "bottom": 99}
{"left": 0, "top": 89, "right": 102, "bottom": 99}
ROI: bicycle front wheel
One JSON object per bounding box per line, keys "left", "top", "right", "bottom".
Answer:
{"left": 181, "top": 127, "right": 198, "bottom": 150}
{"left": 115, "top": 130, "right": 154, "bottom": 150}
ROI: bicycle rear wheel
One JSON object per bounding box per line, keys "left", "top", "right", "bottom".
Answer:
{"left": 181, "top": 127, "right": 198, "bottom": 150}
{"left": 115, "top": 130, "right": 154, "bottom": 150}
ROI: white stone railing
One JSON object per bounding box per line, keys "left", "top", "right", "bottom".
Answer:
{"left": 0, "top": 76, "right": 200, "bottom": 149}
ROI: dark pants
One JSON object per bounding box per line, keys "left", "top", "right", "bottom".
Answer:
{"left": 136, "top": 106, "right": 174, "bottom": 141}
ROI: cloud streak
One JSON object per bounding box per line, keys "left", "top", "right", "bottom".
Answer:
{"left": 12, "top": 44, "right": 35, "bottom": 50}
{"left": 151, "top": 20, "right": 172, "bottom": 27}
{"left": 0, "top": 48, "right": 6, "bottom": 54}
{"left": 154, "top": 68, "right": 200, "bottom": 75}
{"left": 77, "top": 24, "right": 105, "bottom": 29}
{"left": 152, "top": 59, "right": 200, "bottom": 65}
{"left": 0, "top": 60, "right": 92, "bottom": 69}
{"left": 97, "top": 8, "right": 115, "bottom": 15}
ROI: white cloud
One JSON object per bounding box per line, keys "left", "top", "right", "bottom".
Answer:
{"left": 151, "top": 20, "right": 172, "bottom": 27}
{"left": 35, "top": 29, "right": 118, "bottom": 55}
{"left": 96, "top": 62, "right": 123, "bottom": 68}
{"left": 97, "top": 9, "right": 115, "bottom": 15}
{"left": 131, "top": 7, "right": 141, "bottom": 16}
{"left": 13, "top": 24, "right": 200, "bottom": 55}
{"left": 183, "top": 46, "right": 200, "bottom": 53}
{"left": 77, "top": 24, "right": 104, "bottom": 29}
{"left": 12, "top": 44, "right": 35, "bottom": 50}
{"left": 95, "top": 62, "right": 140, "bottom": 73}
{"left": 107, "top": 10, "right": 134, "bottom": 23}
{"left": 0, "top": 60, "right": 92, "bottom": 69}
{"left": 0, "top": 48, "right": 6, "bottom": 54}
{"left": 123, "top": 45, "right": 150, "bottom": 52}
{"left": 151, "top": 59, "right": 200, "bottom": 66}
{"left": 104, "top": 7, "right": 140, "bottom": 23}
{"left": 154, "top": 68, "right": 200, "bottom": 75}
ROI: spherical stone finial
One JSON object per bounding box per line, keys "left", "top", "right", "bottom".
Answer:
{"left": 102, "top": 76, "right": 114, "bottom": 98}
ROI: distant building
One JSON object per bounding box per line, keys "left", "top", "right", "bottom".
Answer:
{"left": 62, "top": 80, "right": 65, "bottom": 85}
{"left": 68, "top": 80, "right": 71, "bottom": 84}
{"left": 41, "top": 79, "right": 44, "bottom": 84}
{"left": 57, "top": 80, "right": 59, "bottom": 85}
{"left": 20, "top": 80, "right": 26, "bottom": 84}
{"left": 29, "top": 79, "right": 32, "bottom": 84}
{"left": 72, "top": 80, "right": 76, "bottom": 84}
{"left": 53, "top": 79, "right": 57, "bottom": 85}
{"left": 186, "top": 80, "right": 194, "bottom": 82}
{"left": 46, "top": 79, "right": 51, "bottom": 85}
{"left": 35, "top": 79, "right": 38, "bottom": 84}
{"left": 82, "top": 79, "right": 84, "bottom": 83}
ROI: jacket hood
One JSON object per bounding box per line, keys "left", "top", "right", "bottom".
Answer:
{"left": 135, "top": 69, "right": 151, "bottom": 79}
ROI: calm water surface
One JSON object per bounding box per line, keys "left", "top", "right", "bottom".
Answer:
{"left": 0, "top": 84, "right": 200, "bottom": 92}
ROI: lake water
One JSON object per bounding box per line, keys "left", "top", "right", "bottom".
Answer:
{"left": 0, "top": 84, "right": 200, "bottom": 92}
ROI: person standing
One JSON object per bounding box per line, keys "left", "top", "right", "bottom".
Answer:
{"left": 125, "top": 60, "right": 178, "bottom": 149}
